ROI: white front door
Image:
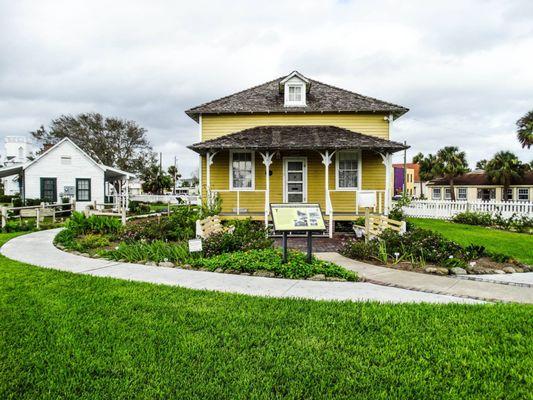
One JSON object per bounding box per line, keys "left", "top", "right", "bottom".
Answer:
{"left": 283, "top": 157, "right": 307, "bottom": 203}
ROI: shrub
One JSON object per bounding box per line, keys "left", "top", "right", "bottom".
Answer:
{"left": 104, "top": 241, "right": 190, "bottom": 264}
{"left": 77, "top": 234, "right": 110, "bottom": 250}
{"left": 340, "top": 239, "right": 379, "bottom": 261}
{"left": 442, "top": 257, "right": 468, "bottom": 269}
{"left": 54, "top": 229, "right": 82, "bottom": 251}
{"left": 128, "top": 201, "right": 151, "bottom": 215}
{"left": 2, "top": 219, "right": 35, "bottom": 233}
{"left": 463, "top": 244, "right": 487, "bottom": 260}
{"left": 65, "top": 212, "right": 123, "bottom": 236}
{"left": 202, "top": 219, "right": 273, "bottom": 257}
{"left": 452, "top": 211, "right": 493, "bottom": 226}
{"left": 191, "top": 249, "right": 357, "bottom": 281}
{"left": 0, "top": 194, "right": 17, "bottom": 203}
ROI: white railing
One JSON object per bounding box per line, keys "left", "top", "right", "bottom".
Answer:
{"left": 402, "top": 200, "right": 533, "bottom": 220}
{"left": 130, "top": 194, "right": 200, "bottom": 205}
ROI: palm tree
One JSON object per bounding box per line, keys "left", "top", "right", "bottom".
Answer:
{"left": 485, "top": 151, "right": 526, "bottom": 201}
{"left": 516, "top": 110, "right": 533, "bottom": 149}
{"left": 476, "top": 159, "right": 487, "bottom": 170}
{"left": 413, "top": 153, "right": 438, "bottom": 197}
{"left": 435, "top": 146, "right": 469, "bottom": 201}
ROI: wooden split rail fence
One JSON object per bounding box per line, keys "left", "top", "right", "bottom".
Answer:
{"left": 1, "top": 201, "right": 75, "bottom": 230}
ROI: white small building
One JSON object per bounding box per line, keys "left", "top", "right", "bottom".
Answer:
{"left": 2, "top": 136, "right": 38, "bottom": 195}
{"left": 0, "top": 138, "right": 133, "bottom": 211}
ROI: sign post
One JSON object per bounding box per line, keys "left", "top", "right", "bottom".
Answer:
{"left": 270, "top": 203, "right": 326, "bottom": 263}
{"left": 356, "top": 190, "right": 377, "bottom": 242}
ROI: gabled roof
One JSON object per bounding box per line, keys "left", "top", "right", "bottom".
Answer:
{"left": 427, "top": 171, "right": 533, "bottom": 186}
{"left": 0, "top": 138, "right": 134, "bottom": 179}
{"left": 188, "top": 125, "right": 408, "bottom": 154}
{"left": 185, "top": 72, "right": 409, "bottom": 122}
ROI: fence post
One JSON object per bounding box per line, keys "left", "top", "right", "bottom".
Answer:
{"left": 1, "top": 207, "right": 7, "bottom": 229}
{"left": 52, "top": 207, "right": 56, "bottom": 223}
{"left": 121, "top": 207, "right": 126, "bottom": 226}
{"left": 36, "top": 208, "right": 40, "bottom": 230}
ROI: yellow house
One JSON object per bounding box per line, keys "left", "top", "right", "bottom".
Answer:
{"left": 186, "top": 71, "right": 409, "bottom": 235}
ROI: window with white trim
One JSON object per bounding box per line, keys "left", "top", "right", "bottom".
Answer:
{"left": 284, "top": 83, "right": 306, "bottom": 106}
{"left": 502, "top": 188, "right": 513, "bottom": 201}
{"left": 458, "top": 187, "right": 467, "bottom": 200}
{"left": 230, "top": 151, "right": 254, "bottom": 190}
{"left": 518, "top": 188, "right": 529, "bottom": 201}
{"left": 288, "top": 85, "right": 302, "bottom": 102}
{"left": 432, "top": 188, "right": 441, "bottom": 200}
{"left": 336, "top": 151, "right": 359, "bottom": 189}
{"left": 444, "top": 188, "right": 452, "bottom": 200}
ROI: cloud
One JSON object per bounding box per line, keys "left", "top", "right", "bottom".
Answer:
{"left": 0, "top": 0, "right": 531, "bottom": 176}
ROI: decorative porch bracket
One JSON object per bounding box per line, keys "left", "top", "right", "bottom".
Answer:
{"left": 378, "top": 151, "right": 393, "bottom": 215}
{"left": 259, "top": 151, "right": 274, "bottom": 227}
{"left": 205, "top": 151, "right": 218, "bottom": 207}
{"left": 319, "top": 150, "right": 336, "bottom": 238}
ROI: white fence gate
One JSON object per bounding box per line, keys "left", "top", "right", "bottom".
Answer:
{"left": 402, "top": 200, "right": 533, "bottom": 220}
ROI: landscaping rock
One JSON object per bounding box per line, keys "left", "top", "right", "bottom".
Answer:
{"left": 214, "top": 268, "right": 224, "bottom": 273}
{"left": 493, "top": 270, "right": 506, "bottom": 274}
{"left": 92, "top": 254, "right": 101, "bottom": 258}
{"left": 225, "top": 269, "right": 239, "bottom": 274}
{"left": 158, "top": 261, "right": 175, "bottom": 268}
{"left": 425, "top": 267, "right": 448, "bottom": 275}
{"left": 240, "top": 272, "right": 251, "bottom": 276}
{"left": 146, "top": 261, "right": 157, "bottom": 266}
{"left": 56, "top": 244, "right": 65, "bottom": 250}
{"left": 424, "top": 267, "right": 438, "bottom": 274}
{"left": 435, "top": 267, "right": 449, "bottom": 275}
{"left": 326, "top": 277, "right": 347, "bottom": 282}
{"left": 503, "top": 266, "right": 516, "bottom": 274}
{"left": 450, "top": 267, "right": 467, "bottom": 275}
{"left": 253, "top": 270, "right": 276, "bottom": 278}
{"left": 81, "top": 253, "right": 90, "bottom": 258}
{"left": 308, "top": 274, "right": 326, "bottom": 281}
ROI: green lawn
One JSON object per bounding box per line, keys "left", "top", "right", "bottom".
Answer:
{"left": 410, "top": 218, "right": 533, "bottom": 265}
{"left": 0, "top": 233, "right": 532, "bottom": 399}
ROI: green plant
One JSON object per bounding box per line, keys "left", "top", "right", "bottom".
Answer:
{"left": 200, "top": 193, "right": 222, "bottom": 218}
{"left": 376, "top": 240, "right": 389, "bottom": 264}
{"left": 65, "top": 212, "right": 123, "bottom": 236}
{"left": 453, "top": 211, "right": 493, "bottom": 227}
{"left": 77, "top": 234, "right": 110, "bottom": 250}
{"left": 103, "top": 241, "right": 190, "bottom": 264}
{"left": 191, "top": 248, "right": 357, "bottom": 281}
{"left": 2, "top": 219, "right": 36, "bottom": 233}
{"left": 442, "top": 257, "right": 468, "bottom": 269}
{"left": 128, "top": 201, "right": 151, "bottom": 215}
{"left": 202, "top": 219, "right": 273, "bottom": 257}
{"left": 340, "top": 239, "right": 379, "bottom": 260}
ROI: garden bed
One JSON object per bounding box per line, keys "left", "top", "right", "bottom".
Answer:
{"left": 54, "top": 211, "right": 357, "bottom": 282}
{"left": 340, "top": 225, "right": 531, "bottom": 276}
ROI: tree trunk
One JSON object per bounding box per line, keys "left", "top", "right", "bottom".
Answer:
{"left": 449, "top": 178, "right": 456, "bottom": 201}
{"left": 503, "top": 184, "right": 509, "bottom": 201}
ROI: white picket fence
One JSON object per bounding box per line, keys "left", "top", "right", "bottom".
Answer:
{"left": 402, "top": 200, "right": 533, "bottom": 220}
{"left": 130, "top": 194, "right": 200, "bottom": 205}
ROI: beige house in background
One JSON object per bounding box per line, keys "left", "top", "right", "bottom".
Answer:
{"left": 427, "top": 170, "right": 533, "bottom": 202}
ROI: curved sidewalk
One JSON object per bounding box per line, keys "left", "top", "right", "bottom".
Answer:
{"left": 0, "top": 229, "right": 483, "bottom": 304}
{"left": 317, "top": 253, "right": 533, "bottom": 304}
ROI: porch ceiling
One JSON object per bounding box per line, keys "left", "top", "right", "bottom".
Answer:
{"left": 188, "top": 125, "right": 408, "bottom": 154}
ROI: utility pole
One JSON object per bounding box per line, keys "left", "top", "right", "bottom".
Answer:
{"left": 403, "top": 141, "right": 407, "bottom": 196}
{"left": 173, "top": 156, "right": 178, "bottom": 195}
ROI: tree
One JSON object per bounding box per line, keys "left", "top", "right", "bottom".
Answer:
{"left": 167, "top": 165, "right": 181, "bottom": 193}
{"left": 516, "top": 110, "right": 533, "bottom": 149}
{"left": 485, "top": 151, "right": 526, "bottom": 201}
{"left": 413, "top": 152, "right": 438, "bottom": 196}
{"left": 476, "top": 159, "right": 488, "bottom": 170}
{"left": 140, "top": 163, "right": 172, "bottom": 194}
{"left": 31, "top": 112, "right": 154, "bottom": 174}
{"left": 434, "top": 146, "right": 469, "bottom": 201}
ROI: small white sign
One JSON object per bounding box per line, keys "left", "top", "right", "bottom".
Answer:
{"left": 188, "top": 239, "right": 202, "bottom": 252}
{"left": 357, "top": 190, "right": 377, "bottom": 208}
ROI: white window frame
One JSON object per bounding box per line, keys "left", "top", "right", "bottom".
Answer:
{"left": 502, "top": 187, "right": 513, "bottom": 201}
{"left": 432, "top": 187, "right": 441, "bottom": 200}
{"left": 229, "top": 150, "right": 255, "bottom": 191}
{"left": 444, "top": 187, "right": 452, "bottom": 200}
{"left": 517, "top": 188, "right": 530, "bottom": 201}
{"left": 284, "top": 83, "right": 306, "bottom": 107}
{"left": 457, "top": 187, "right": 467, "bottom": 201}
{"left": 335, "top": 150, "right": 362, "bottom": 191}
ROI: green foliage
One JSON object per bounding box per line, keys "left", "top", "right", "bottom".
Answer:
{"left": 485, "top": 151, "right": 527, "bottom": 198}
{"left": 516, "top": 109, "right": 532, "bottom": 149}
{"left": 77, "top": 234, "right": 110, "bottom": 250}
{"left": 128, "top": 201, "right": 151, "bottom": 215}
{"left": 463, "top": 244, "right": 487, "bottom": 260}
{"left": 191, "top": 249, "right": 357, "bottom": 281}
{"left": 140, "top": 163, "right": 173, "bottom": 194}
{"left": 442, "top": 257, "right": 468, "bottom": 269}
{"left": 104, "top": 241, "right": 189, "bottom": 263}
{"left": 65, "top": 212, "right": 123, "bottom": 236}
{"left": 0, "top": 194, "right": 17, "bottom": 203}
{"left": 453, "top": 211, "right": 493, "bottom": 226}
{"left": 200, "top": 193, "right": 222, "bottom": 218}
{"left": 202, "top": 218, "right": 273, "bottom": 257}
{"left": 389, "top": 193, "right": 411, "bottom": 221}
{"left": 54, "top": 229, "right": 82, "bottom": 251}
{"left": 340, "top": 239, "right": 379, "bottom": 260}
{"left": 2, "top": 219, "right": 36, "bottom": 233}
{"left": 452, "top": 211, "right": 532, "bottom": 233}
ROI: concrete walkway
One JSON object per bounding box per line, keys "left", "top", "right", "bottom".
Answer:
{"left": 317, "top": 253, "right": 533, "bottom": 304}
{"left": 0, "top": 229, "right": 483, "bottom": 304}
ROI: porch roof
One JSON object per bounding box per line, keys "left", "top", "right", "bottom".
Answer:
{"left": 188, "top": 125, "right": 408, "bottom": 154}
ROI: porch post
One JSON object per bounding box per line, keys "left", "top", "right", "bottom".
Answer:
{"left": 320, "top": 150, "right": 335, "bottom": 238}
{"left": 125, "top": 176, "right": 130, "bottom": 210}
{"left": 260, "top": 151, "right": 274, "bottom": 227}
{"left": 205, "top": 151, "right": 217, "bottom": 207}
{"left": 379, "top": 152, "right": 393, "bottom": 215}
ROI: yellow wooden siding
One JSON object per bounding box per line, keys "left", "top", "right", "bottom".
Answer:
{"left": 201, "top": 150, "right": 385, "bottom": 218}
{"left": 201, "top": 113, "right": 389, "bottom": 141}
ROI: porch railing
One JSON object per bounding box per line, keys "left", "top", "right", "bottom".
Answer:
{"left": 402, "top": 199, "right": 533, "bottom": 220}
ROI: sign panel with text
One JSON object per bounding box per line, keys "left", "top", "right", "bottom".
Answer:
{"left": 270, "top": 203, "right": 326, "bottom": 232}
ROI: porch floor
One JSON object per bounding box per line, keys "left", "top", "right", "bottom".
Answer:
{"left": 274, "top": 233, "right": 353, "bottom": 252}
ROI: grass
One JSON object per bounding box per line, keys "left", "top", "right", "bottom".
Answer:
{"left": 0, "top": 232, "right": 532, "bottom": 399}
{"left": 410, "top": 218, "right": 533, "bottom": 265}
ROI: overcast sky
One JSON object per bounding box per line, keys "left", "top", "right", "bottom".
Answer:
{"left": 1, "top": 0, "right": 532, "bottom": 176}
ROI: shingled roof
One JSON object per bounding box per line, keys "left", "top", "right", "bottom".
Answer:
{"left": 185, "top": 72, "right": 409, "bottom": 121}
{"left": 188, "top": 125, "right": 408, "bottom": 154}
{"left": 427, "top": 170, "right": 533, "bottom": 186}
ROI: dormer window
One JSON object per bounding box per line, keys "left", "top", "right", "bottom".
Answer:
{"left": 280, "top": 71, "right": 309, "bottom": 107}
